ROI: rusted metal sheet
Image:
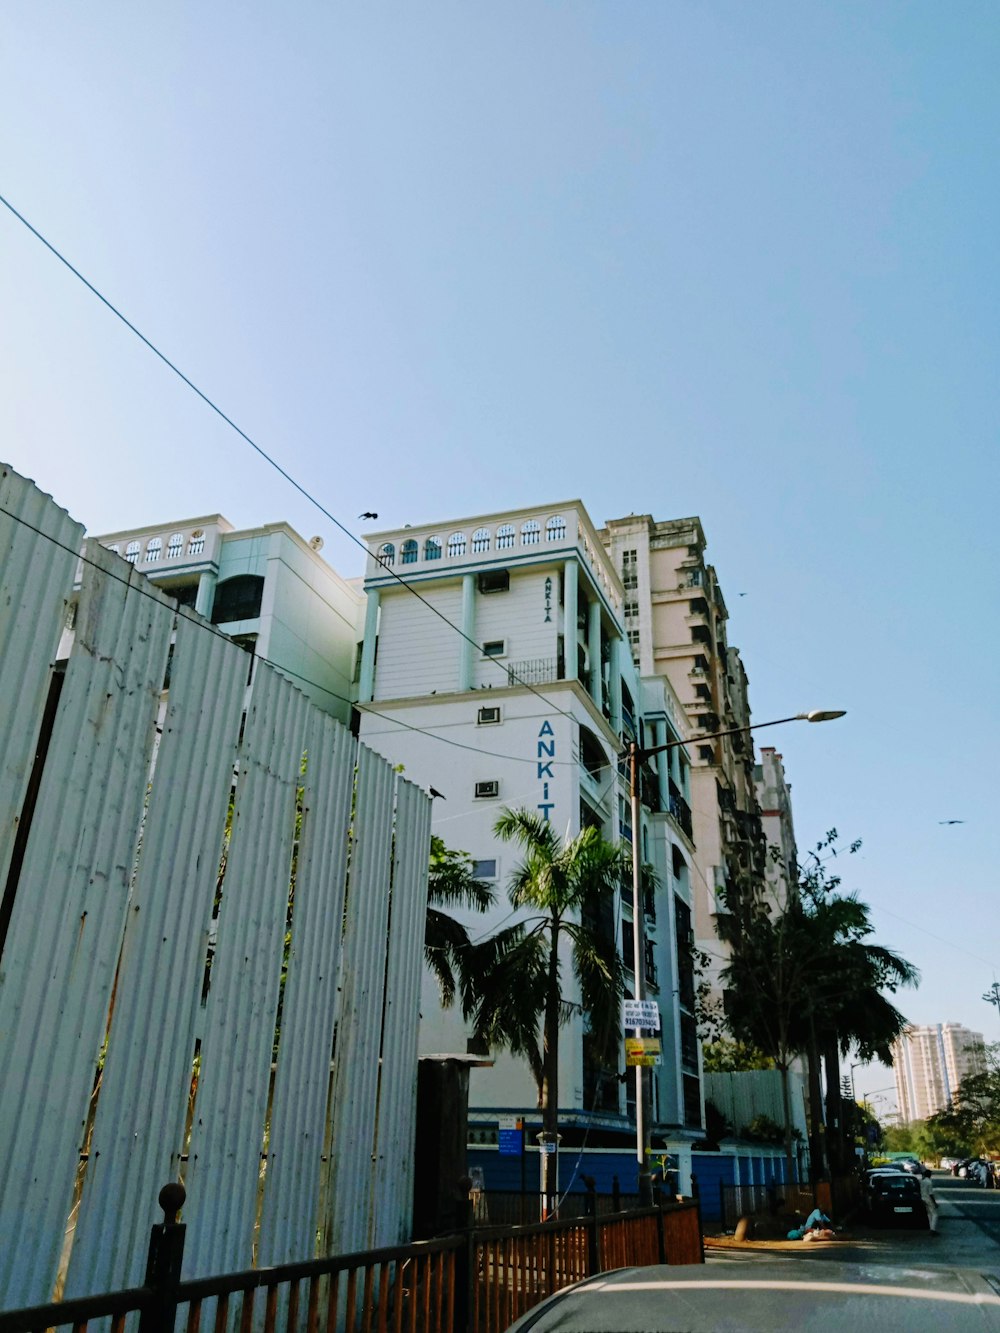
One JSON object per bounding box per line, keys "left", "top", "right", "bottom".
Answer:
{"left": 0, "top": 542, "right": 175, "bottom": 1307}
{"left": 325, "top": 747, "right": 396, "bottom": 1255}
{"left": 0, "top": 463, "right": 83, "bottom": 897}
{"left": 64, "top": 608, "right": 248, "bottom": 1296}
{"left": 256, "top": 710, "right": 356, "bottom": 1267}
{"left": 370, "top": 776, "right": 432, "bottom": 1247}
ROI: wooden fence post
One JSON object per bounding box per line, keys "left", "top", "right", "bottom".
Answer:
{"left": 138, "top": 1184, "right": 187, "bottom": 1333}
{"left": 583, "top": 1186, "right": 599, "bottom": 1275}
{"left": 452, "top": 1177, "right": 475, "bottom": 1333}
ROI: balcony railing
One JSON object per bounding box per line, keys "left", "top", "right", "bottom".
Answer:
{"left": 506, "top": 657, "right": 559, "bottom": 685}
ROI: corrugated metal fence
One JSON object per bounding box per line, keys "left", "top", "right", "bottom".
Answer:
{"left": 0, "top": 465, "right": 432, "bottom": 1307}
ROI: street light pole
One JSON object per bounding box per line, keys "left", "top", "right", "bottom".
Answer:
{"left": 624, "top": 708, "right": 846, "bottom": 1209}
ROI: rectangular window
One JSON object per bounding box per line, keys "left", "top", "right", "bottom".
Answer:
{"left": 624, "top": 600, "right": 639, "bottom": 619}
{"left": 475, "top": 780, "right": 500, "bottom": 799}
{"left": 472, "top": 858, "right": 498, "bottom": 880}
{"left": 477, "top": 705, "right": 502, "bottom": 725}
{"left": 482, "top": 640, "right": 505, "bottom": 658}
{"left": 478, "top": 569, "right": 510, "bottom": 594}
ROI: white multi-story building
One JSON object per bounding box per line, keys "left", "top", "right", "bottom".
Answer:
{"left": 599, "top": 515, "right": 767, "bottom": 1001}
{"left": 754, "top": 747, "right": 798, "bottom": 911}
{"left": 96, "top": 515, "right": 365, "bottom": 724}
{"left": 357, "top": 502, "right": 705, "bottom": 1157}
{"left": 893, "top": 1024, "right": 986, "bottom": 1122}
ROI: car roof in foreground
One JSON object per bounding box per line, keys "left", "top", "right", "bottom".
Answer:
{"left": 504, "top": 1259, "right": 1000, "bottom": 1332}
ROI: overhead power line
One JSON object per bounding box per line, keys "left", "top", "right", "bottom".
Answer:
{"left": 0, "top": 501, "right": 603, "bottom": 772}
{"left": 0, "top": 189, "right": 590, "bottom": 733}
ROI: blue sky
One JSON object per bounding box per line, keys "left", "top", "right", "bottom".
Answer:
{"left": 2, "top": 3, "right": 998, "bottom": 1104}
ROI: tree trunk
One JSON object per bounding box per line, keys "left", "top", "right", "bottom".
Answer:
{"left": 806, "top": 1022, "right": 827, "bottom": 1182}
{"left": 822, "top": 1035, "right": 844, "bottom": 1176}
{"left": 779, "top": 1061, "right": 796, "bottom": 1186}
{"left": 540, "top": 916, "right": 561, "bottom": 1214}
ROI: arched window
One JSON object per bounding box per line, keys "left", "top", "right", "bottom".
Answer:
{"left": 188, "top": 531, "right": 206, "bottom": 556}
{"left": 521, "top": 519, "right": 540, "bottom": 546}
{"left": 377, "top": 542, "right": 395, "bottom": 566}
{"left": 106, "top": 543, "right": 120, "bottom": 555}
{"left": 145, "top": 536, "right": 162, "bottom": 562}
{"left": 497, "top": 523, "right": 515, "bottom": 550}
{"left": 125, "top": 540, "right": 140, "bottom": 565}
{"left": 211, "top": 575, "right": 265, "bottom": 624}
{"left": 472, "top": 527, "right": 491, "bottom": 553}
{"left": 425, "top": 536, "right": 442, "bottom": 561}
{"left": 401, "top": 539, "right": 418, "bottom": 565}
{"left": 546, "top": 515, "right": 566, "bottom": 542}
{"left": 166, "top": 532, "right": 184, "bottom": 559}
{"left": 447, "top": 532, "right": 467, "bottom": 558}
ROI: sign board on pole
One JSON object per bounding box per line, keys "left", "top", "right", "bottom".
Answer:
{"left": 622, "top": 1000, "right": 660, "bottom": 1030}
{"left": 625, "top": 1037, "right": 662, "bottom": 1067}
{"left": 498, "top": 1115, "right": 524, "bottom": 1156}
{"left": 539, "top": 1141, "right": 557, "bottom": 1154}
{"left": 498, "top": 1128, "right": 523, "bottom": 1156}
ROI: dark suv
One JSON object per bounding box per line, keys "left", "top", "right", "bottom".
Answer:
{"left": 863, "top": 1169, "right": 928, "bottom": 1226}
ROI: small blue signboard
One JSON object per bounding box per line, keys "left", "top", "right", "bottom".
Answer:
{"left": 499, "top": 1128, "right": 523, "bottom": 1157}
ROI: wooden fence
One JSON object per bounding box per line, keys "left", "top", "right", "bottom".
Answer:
{"left": 0, "top": 1186, "right": 703, "bottom": 1333}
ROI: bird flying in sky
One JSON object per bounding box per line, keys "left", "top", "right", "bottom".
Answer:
{"left": 358, "top": 511, "right": 378, "bottom": 519}
{"left": 938, "top": 820, "right": 965, "bottom": 825}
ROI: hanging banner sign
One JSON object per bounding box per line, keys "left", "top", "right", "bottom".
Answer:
{"left": 622, "top": 1000, "right": 661, "bottom": 1030}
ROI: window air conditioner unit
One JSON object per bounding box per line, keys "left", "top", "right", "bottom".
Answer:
{"left": 475, "top": 780, "right": 500, "bottom": 799}
{"left": 477, "top": 705, "right": 501, "bottom": 726}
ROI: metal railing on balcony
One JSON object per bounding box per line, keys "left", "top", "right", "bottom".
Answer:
{"left": 506, "top": 657, "right": 559, "bottom": 686}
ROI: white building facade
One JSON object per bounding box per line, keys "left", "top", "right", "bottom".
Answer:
{"left": 893, "top": 1023, "right": 987, "bottom": 1122}
{"left": 357, "top": 502, "right": 705, "bottom": 1160}
{"left": 96, "top": 515, "right": 364, "bottom": 724}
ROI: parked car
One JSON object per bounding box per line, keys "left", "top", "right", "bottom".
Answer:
{"left": 862, "top": 1169, "right": 928, "bottom": 1226}
{"left": 941, "top": 1156, "right": 960, "bottom": 1171}
{"left": 897, "top": 1157, "right": 932, "bottom": 1179}
{"left": 966, "top": 1159, "right": 990, "bottom": 1187}
{"left": 957, "top": 1158, "right": 982, "bottom": 1180}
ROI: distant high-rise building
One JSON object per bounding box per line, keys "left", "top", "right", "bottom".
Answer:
{"left": 892, "top": 1024, "right": 986, "bottom": 1121}
{"left": 754, "top": 747, "right": 798, "bottom": 911}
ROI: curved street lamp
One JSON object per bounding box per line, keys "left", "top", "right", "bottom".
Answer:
{"left": 625, "top": 708, "right": 847, "bottom": 1204}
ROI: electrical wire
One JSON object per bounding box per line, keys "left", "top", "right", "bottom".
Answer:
{"left": 0, "top": 500, "right": 615, "bottom": 771}
{"left": 0, "top": 190, "right": 590, "bottom": 733}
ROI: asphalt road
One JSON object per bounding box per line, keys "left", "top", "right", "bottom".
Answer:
{"left": 506, "top": 1176, "right": 1000, "bottom": 1330}
{"left": 787, "top": 1170, "right": 1000, "bottom": 1270}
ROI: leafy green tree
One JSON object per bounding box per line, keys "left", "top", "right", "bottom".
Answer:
{"left": 424, "top": 835, "right": 495, "bottom": 1007}
{"left": 929, "top": 1045, "right": 1000, "bottom": 1157}
{"left": 719, "top": 837, "right": 917, "bottom": 1182}
{"left": 701, "top": 1040, "right": 775, "bottom": 1073}
{"left": 463, "top": 810, "right": 628, "bottom": 1206}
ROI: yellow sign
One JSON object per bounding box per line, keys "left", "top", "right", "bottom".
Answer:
{"left": 625, "top": 1037, "right": 662, "bottom": 1067}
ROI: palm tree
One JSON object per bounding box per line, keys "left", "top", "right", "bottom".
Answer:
{"left": 801, "top": 898, "right": 917, "bottom": 1174}
{"left": 424, "top": 835, "right": 495, "bottom": 1008}
{"left": 463, "top": 809, "right": 628, "bottom": 1208}
{"left": 720, "top": 884, "right": 917, "bottom": 1183}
